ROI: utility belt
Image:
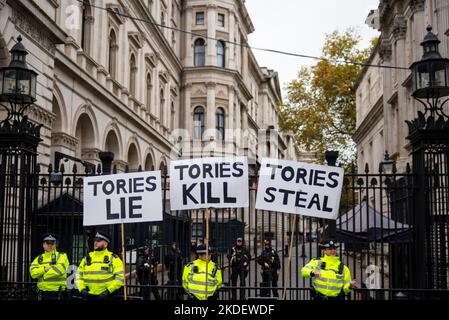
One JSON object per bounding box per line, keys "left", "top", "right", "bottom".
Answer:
{"left": 311, "top": 289, "right": 344, "bottom": 300}
{"left": 37, "top": 287, "right": 68, "bottom": 300}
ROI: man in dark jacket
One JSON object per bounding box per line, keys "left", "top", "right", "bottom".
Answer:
{"left": 164, "top": 242, "right": 184, "bottom": 300}
{"left": 227, "top": 237, "right": 251, "bottom": 300}
{"left": 136, "top": 245, "right": 161, "bottom": 300}
{"left": 257, "top": 239, "right": 281, "bottom": 298}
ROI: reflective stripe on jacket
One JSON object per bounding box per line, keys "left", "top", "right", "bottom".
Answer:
{"left": 182, "top": 259, "right": 222, "bottom": 300}
{"left": 29, "top": 250, "right": 69, "bottom": 292}
{"left": 301, "top": 254, "right": 352, "bottom": 297}
{"left": 76, "top": 249, "right": 124, "bottom": 295}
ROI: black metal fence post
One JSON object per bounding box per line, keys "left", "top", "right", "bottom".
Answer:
{"left": 325, "top": 151, "right": 338, "bottom": 240}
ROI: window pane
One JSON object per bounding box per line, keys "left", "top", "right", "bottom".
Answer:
{"left": 217, "top": 41, "right": 225, "bottom": 67}
{"left": 217, "top": 14, "right": 225, "bottom": 27}
{"left": 195, "top": 40, "right": 205, "bottom": 66}
{"left": 194, "top": 107, "right": 204, "bottom": 139}
{"left": 196, "top": 12, "right": 204, "bottom": 25}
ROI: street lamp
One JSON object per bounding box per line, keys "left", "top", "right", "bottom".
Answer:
{"left": 410, "top": 26, "right": 449, "bottom": 118}
{"left": 0, "top": 35, "right": 37, "bottom": 122}
{"left": 380, "top": 150, "right": 395, "bottom": 175}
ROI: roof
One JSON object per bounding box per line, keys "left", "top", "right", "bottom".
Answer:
{"left": 335, "top": 201, "right": 411, "bottom": 241}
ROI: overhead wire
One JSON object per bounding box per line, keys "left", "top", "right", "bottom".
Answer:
{"left": 77, "top": 0, "right": 409, "bottom": 71}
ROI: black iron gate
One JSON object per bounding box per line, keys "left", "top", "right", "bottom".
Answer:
{"left": 2, "top": 152, "right": 440, "bottom": 300}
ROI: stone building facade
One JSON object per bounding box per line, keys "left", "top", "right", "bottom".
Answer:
{"left": 0, "top": 0, "right": 305, "bottom": 249}
{"left": 355, "top": 0, "right": 449, "bottom": 173}
{"left": 0, "top": 0, "right": 301, "bottom": 176}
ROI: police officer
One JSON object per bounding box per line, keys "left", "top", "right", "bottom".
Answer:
{"left": 29, "top": 233, "right": 69, "bottom": 300}
{"left": 136, "top": 244, "right": 161, "bottom": 300}
{"left": 227, "top": 237, "right": 251, "bottom": 300}
{"left": 164, "top": 242, "right": 184, "bottom": 300}
{"left": 182, "top": 244, "right": 222, "bottom": 300}
{"left": 76, "top": 232, "right": 125, "bottom": 300}
{"left": 257, "top": 239, "right": 281, "bottom": 298}
{"left": 301, "top": 240, "right": 357, "bottom": 300}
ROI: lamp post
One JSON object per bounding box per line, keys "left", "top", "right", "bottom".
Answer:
{"left": 407, "top": 26, "right": 449, "bottom": 291}
{"left": 0, "top": 35, "right": 41, "bottom": 282}
{"left": 380, "top": 151, "right": 395, "bottom": 175}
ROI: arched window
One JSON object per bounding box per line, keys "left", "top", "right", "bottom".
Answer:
{"left": 146, "top": 73, "right": 152, "bottom": 112}
{"left": 160, "top": 88, "right": 165, "bottom": 125}
{"left": 217, "top": 40, "right": 225, "bottom": 68}
{"left": 194, "top": 38, "right": 205, "bottom": 66}
{"left": 108, "top": 30, "right": 117, "bottom": 79}
{"left": 216, "top": 107, "right": 225, "bottom": 140}
{"left": 193, "top": 106, "right": 205, "bottom": 139}
{"left": 129, "top": 54, "right": 137, "bottom": 96}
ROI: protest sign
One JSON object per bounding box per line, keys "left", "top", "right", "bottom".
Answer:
{"left": 170, "top": 157, "right": 249, "bottom": 210}
{"left": 83, "top": 171, "right": 163, "bottom": 226}
{"left": 255, "top": 158, "right": 344, "bottom": 219}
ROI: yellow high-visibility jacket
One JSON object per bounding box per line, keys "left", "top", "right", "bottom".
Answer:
{"left": 301, "top": 254, "right": 352, "bottom": 297}
{"left": 29, "top": 249, "right": 69, "bottom": 292}
{"left": 75, "top": 249, "right": 124, "bottom": 295}
{"left": 182, "top": 259, "right": 222, "bottom": 300}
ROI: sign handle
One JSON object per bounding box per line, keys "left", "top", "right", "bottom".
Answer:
{"left": 121, "top": 223, "right": 127, "bottom": 301}
{"left": 282, "top": 215, "right": 298, "bottom": 300}
{"left": 205, "top": 207, "right": 210, "bottom": 299}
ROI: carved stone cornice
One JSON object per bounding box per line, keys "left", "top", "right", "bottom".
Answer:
{"left": 27, "top": 104, "right": 55, "bottom": 128}
{"left": 0, "top": 0, "right": 6, "bottom": 10}
{"left": 392, "top": 15, "right": 407, "bottom": 41}
{"left": 51, "top": 132, "right": 79, "bottom": 151}
{"left": 11, "top": 8, "right": 57, "bottom": 54}
{"left": 409, "top": 0, "right": 425, "bottom": 13}
{"left": 81, "top": 148, "right": 102, "bottom": 160}
{"left": 379, "top": 37, "right": 392, "bottom": 62}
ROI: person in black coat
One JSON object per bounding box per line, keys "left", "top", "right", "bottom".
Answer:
{"left": 164, "top": 242, "right": 184, "bottom": 300}
{"left": 136, "top": 245, "right": 161, "bottom": 300}
{"left": 257, "top": 239, "right": 281, "bottom": 298}
{"left": 227, "top": 237, "right": 251, "bottom": 300}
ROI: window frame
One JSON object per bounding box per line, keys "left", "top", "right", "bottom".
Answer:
{"left": 217, "top": 13, "right": 225, "bottom": 27}
{"left": 215, "top": 107, "right": 225, "bottom": 140}
{"left": 195, "top": 12, "right": 205, "bottom": 25}
{"left": 193, "top": 106, "right": 205, "bottom": 140}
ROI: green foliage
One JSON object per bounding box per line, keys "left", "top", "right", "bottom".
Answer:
{"left": 279, "top": 29, "right": 376, "bottom": 165}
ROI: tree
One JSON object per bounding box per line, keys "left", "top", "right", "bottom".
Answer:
{"left": 279, "top": 29, "right": 376, "bottom": 166}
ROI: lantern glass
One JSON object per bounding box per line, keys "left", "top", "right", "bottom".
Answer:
{"left": 30, "top": 73, "right": 36, "bottom": 99}
{"left": 3, "top": 69, "right": 17, "bottom": 95}
{"left": 17, "top": 69, "right": 30, "bottom": 95}
{"left": 433, "top": 60, "right": 449, "bottom": 87}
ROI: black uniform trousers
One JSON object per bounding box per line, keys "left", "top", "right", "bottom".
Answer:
{"left": 260, "top": 270, "right": 279, "bottom": 298}
{"left": 230, "top": 266, "right": 248, "bottom": 300}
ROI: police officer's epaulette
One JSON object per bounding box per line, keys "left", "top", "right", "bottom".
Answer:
{"left": 112, "top": 253, "right": 119, "bottom": 258}
{"left": 186, "top": 262, "right": 194, "bottom": 266}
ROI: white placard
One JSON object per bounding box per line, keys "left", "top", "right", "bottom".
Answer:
{"left": 83, "top": 171, "right": 163, "bottom": 226}
{"left": 170, "top": 157, "right": 249, "bottom": 210}
{"left": 255, "top": 158, "right": 344, "bottom": 219}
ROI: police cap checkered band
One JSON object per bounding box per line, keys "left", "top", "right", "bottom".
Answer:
{"left": 196, "top": 245, "right": 207, "bottom": 254}
{"left": 42, "top": 234, "right": 57, "bottom": 242}
{"left": 320, "top": 240, "right": 338, "bottom": 248}
{"left": 94, "top": 232, "right": 111, "bottom": 243}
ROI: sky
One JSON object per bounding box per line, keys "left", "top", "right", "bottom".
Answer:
{"left": 245, "top": 0, "right": 381, "bottom": 95}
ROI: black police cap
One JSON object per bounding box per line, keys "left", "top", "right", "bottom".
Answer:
{"left": 319, "top": 240, "right": 339, "bottom": 249}
{"left": 94, "top": 232, "right": 111, "bottom": 243}
{"left": 196, "top": 244, "right": 207, "bottom": 254}
{"left": 41, "top": 233, "right": 57, "bottom": 243}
